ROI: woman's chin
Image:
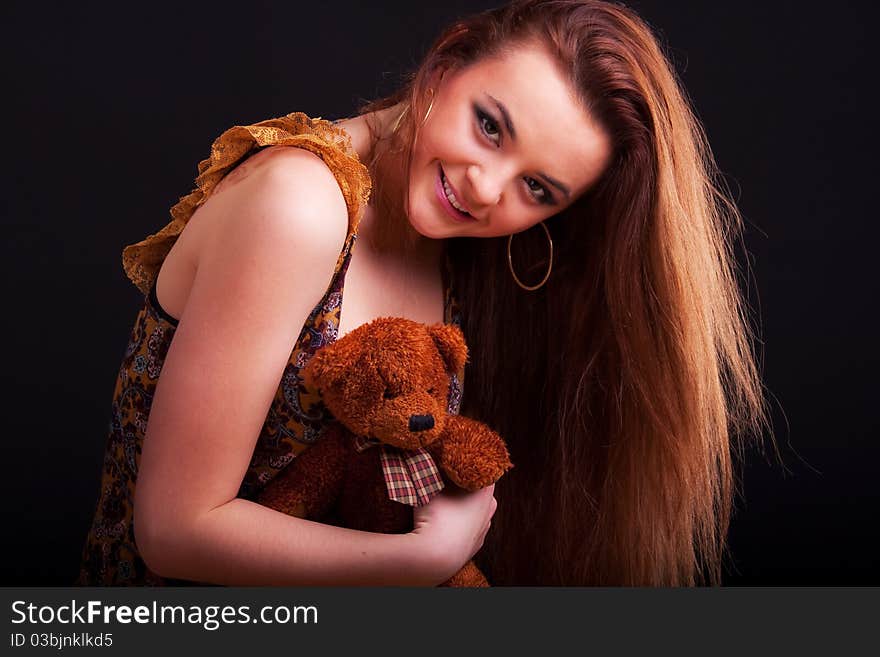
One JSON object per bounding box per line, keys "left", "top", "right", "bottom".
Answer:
{"left": 410, "top": 223, "right": 446, "bottom": 240}
{"left": 405, "top": 210, "right": 449, "bottom": 240}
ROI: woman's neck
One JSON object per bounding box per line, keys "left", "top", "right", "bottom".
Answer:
{"left": 336, "top": 106, "right": 445, "bottom": 270}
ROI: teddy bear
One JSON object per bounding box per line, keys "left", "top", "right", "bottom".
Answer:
{"left": 257, "top": 316, "right": 512, "bottom": 587}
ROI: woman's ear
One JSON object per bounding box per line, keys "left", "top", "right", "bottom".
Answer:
{"left": 428, "top": 324, "right": 468, "bottom": 375}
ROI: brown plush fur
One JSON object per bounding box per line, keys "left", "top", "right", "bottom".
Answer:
{"left": 257, "top": 317, "right": 512, "bottom": 587}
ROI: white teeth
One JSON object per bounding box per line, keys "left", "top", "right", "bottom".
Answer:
{"left": 442, "top": 173, "right": 469, "bottom": 214}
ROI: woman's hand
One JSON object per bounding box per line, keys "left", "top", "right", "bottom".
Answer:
{"left": 410, "top": 483, "right": 498, "bottom": 585}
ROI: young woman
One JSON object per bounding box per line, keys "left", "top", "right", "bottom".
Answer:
{"left": 78, "top": 0, "right": 767, "bottom": 586}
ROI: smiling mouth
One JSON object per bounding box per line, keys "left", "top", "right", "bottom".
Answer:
{"left": 438, "top": 165, "right": 476, "bottom": 221}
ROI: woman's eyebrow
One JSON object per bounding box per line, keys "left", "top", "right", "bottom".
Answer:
{"left": 486, "top": 93, "right": 572, "bottom": 200}
{"left": 537, "top": 173, "right": 571, "bottom": 199}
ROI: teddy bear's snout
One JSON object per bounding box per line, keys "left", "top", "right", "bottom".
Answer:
{"left": 408, "top": 414, "right": 435, "bottom": 432}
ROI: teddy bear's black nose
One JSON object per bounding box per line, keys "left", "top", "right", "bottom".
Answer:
{"left": 409, "top": 414, "right": 435, "bottom": 432}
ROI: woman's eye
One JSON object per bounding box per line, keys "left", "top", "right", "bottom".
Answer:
{"left": 524, "top": 177, "right": 553, "bottom": 205}
{"left": 476, "top": 109, "right": 501, "bottom": 144}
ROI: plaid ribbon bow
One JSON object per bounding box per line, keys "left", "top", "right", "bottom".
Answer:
{"left": 353, "top": 435, "right": 444, "bottom": 507}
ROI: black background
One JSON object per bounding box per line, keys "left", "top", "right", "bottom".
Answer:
{"left": 2, "top": 0, "right": 876, "bottom": 585}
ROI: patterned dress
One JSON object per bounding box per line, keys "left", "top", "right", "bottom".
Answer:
{"left": 76, "top": 113, "right": 464, "bottom": 585}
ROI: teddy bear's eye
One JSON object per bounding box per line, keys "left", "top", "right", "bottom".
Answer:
{"left": 383, "top": 388, "right": 396, "bottom": 400}
{"left": 427, "top": 387, "right": 436, "bottom": 395}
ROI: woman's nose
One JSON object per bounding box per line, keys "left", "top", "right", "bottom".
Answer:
{"left": 466, "top": 164, "right": 503, "bottom": 207}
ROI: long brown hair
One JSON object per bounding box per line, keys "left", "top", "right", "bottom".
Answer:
{"left": 360, "top": 0, "right": 770, "bottom": 585}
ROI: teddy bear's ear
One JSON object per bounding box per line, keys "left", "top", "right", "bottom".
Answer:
{"left": 428, "top": 323, "right": 468, "bottom": 375}
{"left": 301, "top": 344, "right": 348, "bottom": 395}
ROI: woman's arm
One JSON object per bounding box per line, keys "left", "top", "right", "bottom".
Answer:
{"left": 133, "top": 148, "right": 492, "bottom": 585}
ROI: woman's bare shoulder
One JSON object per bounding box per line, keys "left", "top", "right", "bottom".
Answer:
{"left": 189, "top": 145, "right": 350, "bottom": 263}
{"left": 213, "top": 145, "right": 340, "bottom": 196}
{"left": 157, "top": 144, "right": 350, "bottom": 319}
{"left": 213, "top": 145, "right": 346, "bottom": 219}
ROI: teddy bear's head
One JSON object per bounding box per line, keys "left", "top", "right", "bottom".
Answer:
{"left": 302, "top": 317, "right": 467, "bottom": 450}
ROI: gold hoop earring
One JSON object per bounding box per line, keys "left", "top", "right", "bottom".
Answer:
{"left": 507, "top": 221, "right": 553, "bottom": 291}
{"left": 391, "top": 104, "right": 409, "bottom": 134}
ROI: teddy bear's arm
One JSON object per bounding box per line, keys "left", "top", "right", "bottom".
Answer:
{"left": 431, "top": 415, "right": 513, "bottom": 490}
{"left": 256, "top": 424, "right": 347, "bottom": 519}
{"left": 441, "top": 560, "right": 490, "bottom": 587}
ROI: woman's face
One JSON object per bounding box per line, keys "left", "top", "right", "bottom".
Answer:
{"left": 407, "top": 42, "right": 613, "bottom": 239}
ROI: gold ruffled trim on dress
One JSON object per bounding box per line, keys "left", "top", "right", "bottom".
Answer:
{"left": 121, "top": 112, "right": 373, "bottom": 296}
